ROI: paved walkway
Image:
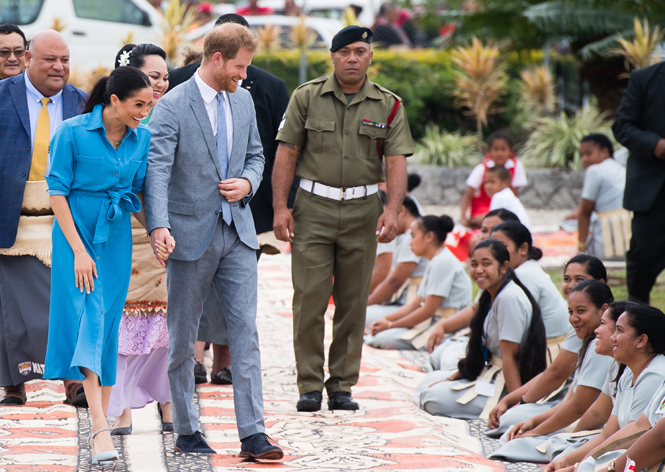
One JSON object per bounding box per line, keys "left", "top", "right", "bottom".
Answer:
{"left": 0, "top": 254, "right": 545, "bottom": 471}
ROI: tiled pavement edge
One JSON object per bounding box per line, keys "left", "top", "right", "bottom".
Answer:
{"left": 0, "top": 253, "right": 544, "bottom": 471}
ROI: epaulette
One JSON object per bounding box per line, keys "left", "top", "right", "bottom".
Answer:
{"left": 373, "top": 83, "right": 402, "bottom": 103}
{"left": 294, "top": 75, "right": 329, "bottom": 92}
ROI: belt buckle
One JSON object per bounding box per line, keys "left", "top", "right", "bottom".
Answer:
{"left": 340, "top": 187, "right": 347, "bottom": 201}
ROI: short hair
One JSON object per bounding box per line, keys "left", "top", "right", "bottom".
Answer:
{"left": 581, "top": 133, "right": 614, "bottom": 156}
{"left": 0, "top": 23, "right": 27, "bottom": 48}
{"left": 215, "top": 13, "right": 250, "bottom": 28}
{"left": 485, "top": 165, "right": 511, "bottom": 183}
{"left": 203, "top": 22, "right": 259, "bottom": 62}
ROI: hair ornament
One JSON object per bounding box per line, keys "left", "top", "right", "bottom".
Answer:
{"left": 118, "top": 50, "right": 131, "bottom": 67}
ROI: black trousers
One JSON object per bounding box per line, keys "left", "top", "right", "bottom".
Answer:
{"left": 627, "top": 185, "right": 665, "bottom": 304}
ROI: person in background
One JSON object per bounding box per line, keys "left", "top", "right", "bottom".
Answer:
{"left": 0, "top": 30, "right": 88, "bottom": 407}
{"left": 612, "top": 59, "right": 665, "bottom": 304}
{"left": 107, "top": 43, "right": 173, "bottom": 436}
{"left": 283, "top": 0, "right": 302, "bottom": 16}
{"left": 366, "top": 214, "right": 471, "bottom": 350}
{"left": 371, "top": 191, "right": 395, "bottom": 291}
{"left": 485, "top": 165, "right": 531, "bottom": 229}
{"left": 460, "top": 132, "right": 527, "bottom": 229}
{"left": 0, "top": 24, "right": 26, "bottom": 80}
{"left": 406, "top": 172, "right": 425, "bottom": 215}
{"left": 236, "top": 0, "right": 274, "bottom": 16}
{"left": 577, "top": 134, "right": 625, "bottom": 258}
{"left": 372, "top": 3, "right": 412, "bottom": 49}
{"left": 168, "top": 13, "right": 290, "bottom": 387}
{"left": 365, "top": 196, "right": 425, "bottom": 322}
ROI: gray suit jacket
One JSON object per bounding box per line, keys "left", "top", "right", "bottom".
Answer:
{"left": 144, "top": 77, "right": 264, "bottom": 261}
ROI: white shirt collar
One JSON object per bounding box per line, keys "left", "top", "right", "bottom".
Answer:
{"left": 195, "top": 70, "right": 227, "bottom": 105}
{"left": 24, "top": 71, "right": 63, "bottom": 104}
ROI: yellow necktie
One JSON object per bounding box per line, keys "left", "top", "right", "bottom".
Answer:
{"left": 28, "top": 97, "right": 51, "bottom": 181}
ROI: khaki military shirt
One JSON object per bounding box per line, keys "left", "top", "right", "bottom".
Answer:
{"left": 276, "top": 74, "right": 414, "bottom": 188}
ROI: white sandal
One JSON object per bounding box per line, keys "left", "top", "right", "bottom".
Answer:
{"left": 88, "top": 427, "right": 119, "bottom": 465}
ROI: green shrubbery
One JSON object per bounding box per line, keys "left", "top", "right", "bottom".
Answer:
{"left": 251, "top": 49, "right": 543, "bottom": 142}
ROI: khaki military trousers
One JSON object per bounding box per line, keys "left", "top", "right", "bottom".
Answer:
{"left": 291, "top": 188, "right": 383, "bottom": 395}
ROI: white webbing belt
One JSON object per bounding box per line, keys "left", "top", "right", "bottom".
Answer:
{"left": 300, "top": 178, "right": 379, "bottom": 201}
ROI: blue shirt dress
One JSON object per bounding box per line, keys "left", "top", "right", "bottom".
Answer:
{"left": 43, "top": 104, "right": 150, "bottom": 386}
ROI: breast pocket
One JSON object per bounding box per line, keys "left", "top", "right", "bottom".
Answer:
{"left": 358, "top": 125, "right": 387, "bottom": 161}
{"left": 305, "top": 118, "right": 335, "bottom": 154}
{"left": 73, "top": 154, "right": 106, "bottom": 187}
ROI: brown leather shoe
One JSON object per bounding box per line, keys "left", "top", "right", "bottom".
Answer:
{"left": 0, "top": 384, "right": 26, "bottom": 405}
{"left": 63, "top": 381, "right": 88, "bottom": 408}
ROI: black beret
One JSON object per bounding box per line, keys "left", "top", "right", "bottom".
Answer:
{"left": 330, "top": 25, "right": 373, "bottom": 52}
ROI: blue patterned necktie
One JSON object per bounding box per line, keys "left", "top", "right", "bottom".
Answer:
{"left": 216, "top": 92, "right": 232, "bottom": 225}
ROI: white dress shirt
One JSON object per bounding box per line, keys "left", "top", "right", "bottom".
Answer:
{"left": 25, "top": 71, "right": 64, "bottom": 173}
{"left": 194, "top": 70, "right": 234, "bottom": 156}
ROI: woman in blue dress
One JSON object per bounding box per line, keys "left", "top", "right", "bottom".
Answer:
{"left": 44, "top": 66, "right": 164, "bottom": 465}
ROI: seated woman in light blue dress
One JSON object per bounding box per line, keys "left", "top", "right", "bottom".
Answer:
{"left": 543, "top": 301, "right": 636, "bottom": 461}
{"left": 489, "top": 280, "right": 615, "bottom": 462}
{"left": 546, "top": 304, "right": 665, "bottom": 472}
{"left": 413, "top": 239, "right": 547, "bottom": 419}
{"left": 365, "top": 215, "right": 472, "bottom": 350}
{"left": 485, "top": 254, "right": 608, "bottom": 437}
{"left": 43, "top": 67, "right": 163, "bottom": 465}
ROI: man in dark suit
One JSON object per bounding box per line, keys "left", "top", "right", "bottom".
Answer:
{"left": 0, "top": 30, "right": 88, "bottom": 405}
{"left": 168, "top": 13, "right": 290, "bottom": 385}
{"left": 613, "top": 61, "right": 665, "bottom": 304}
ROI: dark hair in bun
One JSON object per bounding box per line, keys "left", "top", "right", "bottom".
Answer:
{"left": 491, "top": 220, "right": 543, "bottom": 261}
{"left": 82, "top": 67, "right": 152, "bottom": 114}
{"left": 418, "top": 214, "right": 454, "bottom": 244}
{"left": 115, "top": 43, "right": 167, "bottom": 70}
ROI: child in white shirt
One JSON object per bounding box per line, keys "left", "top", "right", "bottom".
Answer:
{"left": 485, "top": 166, "right": 531, "bottom": 229}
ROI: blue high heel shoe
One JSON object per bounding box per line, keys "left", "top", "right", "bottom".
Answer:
{"left": 89, "top": 427, "right": 119, "bottom": 465}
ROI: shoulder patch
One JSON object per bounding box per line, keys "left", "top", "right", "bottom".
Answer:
{"left": 374, "top": 83, "right": 402, "bottom": 102}
{"left": 294, "top": 75, "right": 329, "bottom": 92}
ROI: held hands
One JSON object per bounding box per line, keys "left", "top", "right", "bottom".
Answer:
{"left": 427, "top": 324, "right": 445, "bottom": 353}
{"left": 218, "top": 178, "right": 251, "bottom": 203}
{"left": 74, "top": 249, "right": 98, "bottom": 294}
{"left": 150, "top": 228, "right": 174, "bottom": 268}
{"left": 376, "top": 211, "right": 398, "bottom": 243}
{"left": 487, "top": 399, "right": 509, "bottom": 430}
{"left": 273, "top": 207, "right": 294, "bottom": 243}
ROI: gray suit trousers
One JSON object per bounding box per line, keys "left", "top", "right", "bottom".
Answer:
{"left": 165, "top": 218, "right": 265, "bottom": 438}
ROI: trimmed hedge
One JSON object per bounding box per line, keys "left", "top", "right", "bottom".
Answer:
{"left": 251, "top": 49, "right": 544, "bottom": 140}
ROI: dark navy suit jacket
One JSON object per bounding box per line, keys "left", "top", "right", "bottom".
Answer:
{"left": 0, "top": 74, "right": 87, "bottom": 248}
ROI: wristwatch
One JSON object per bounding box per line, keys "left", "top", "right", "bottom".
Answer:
{"left": 607, "top": 460, "right": 616, "bottom": 472}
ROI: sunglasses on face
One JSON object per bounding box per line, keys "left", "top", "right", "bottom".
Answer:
{"left": 0, "top": 49, "right": 26, "bottom": 59}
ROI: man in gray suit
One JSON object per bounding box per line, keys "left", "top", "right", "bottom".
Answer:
{"left": 144, "top": 23, "right": 283, "bottom": 459}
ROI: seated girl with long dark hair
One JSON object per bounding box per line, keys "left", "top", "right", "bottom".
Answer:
{"left": 413, "top": 239, "right": 547, "bottom": 419}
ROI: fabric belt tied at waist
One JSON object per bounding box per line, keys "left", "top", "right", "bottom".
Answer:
{"left": 69, "top": 189, "right": 141, "bottom": 244}
{"left": 452, "top": 356, "right": 505, "bottom": 420}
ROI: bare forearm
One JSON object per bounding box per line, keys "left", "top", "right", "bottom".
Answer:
{"left": 618, "top": 422, "right": 665, "bottom": 472}
{"left": 369, "top": 273, "right": 408, "bottom": 305}
{"left": 460, "top": 188, "right": 474, "bottom": 220}
{"left": 531, "top": 392, "right": 597, "bottom": 436}
{"left": 132, "top": 193, "right": 148, "bottom": 229}
{"left": 384, "top": 155, "right": 407, "bottom": 216}
{"left": 50, "top": 195, "right": 86, "bottom": 255}
{"left": 392, "top": 305, "right": 436, "bottom": 328}
{"left": 578, "top": 211, "right": 591, "bottom": 244}
{"left": 502, "top": 355, "right": 522, "bottom": 393}
{"left": 272, "top": 143, "right": 300, "bottom": 210}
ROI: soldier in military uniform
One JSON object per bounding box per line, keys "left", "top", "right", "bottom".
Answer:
{"left": 273, "top": 25, "right": 414, "bottom": 411}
